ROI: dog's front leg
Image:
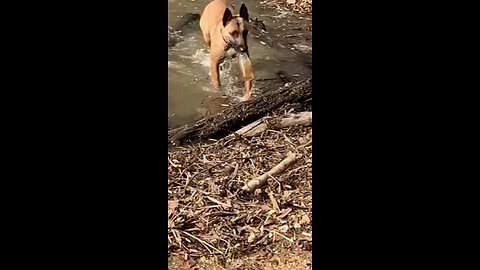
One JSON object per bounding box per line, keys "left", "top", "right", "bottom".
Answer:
{"left": 209, "top": 51, "right": 222, "bottom": 90}
{"left": 243, "top": 80, "right": 253, "bottom": 101}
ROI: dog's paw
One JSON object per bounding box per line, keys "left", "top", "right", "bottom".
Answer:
{"left": 239, "top": 95, "right": 252, "bottom": 102}
{"left": 211, "top": 82, "right": 221, "bottom": 90}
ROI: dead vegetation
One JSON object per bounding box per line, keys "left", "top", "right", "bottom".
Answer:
{"left": 168, "top": 122, "right": 312, "bottom": 269}
{"left": 262, "top": 0, "right": 313, "bottom": 16}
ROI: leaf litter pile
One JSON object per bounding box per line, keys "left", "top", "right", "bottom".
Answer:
{"left": 262, "top": 0, "right": 313, "bottom": 16}
{"left": 168, "top": 123, "right": 312, "bottom": 268}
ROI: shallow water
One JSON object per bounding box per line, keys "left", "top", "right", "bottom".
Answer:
{"left": 168, "top": 0, "right": 311, "bottom": 128}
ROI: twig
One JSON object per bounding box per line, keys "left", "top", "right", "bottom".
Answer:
{"left": 235, "top": 112, "right": 312, "bottom": 138}
{"left": 268, "top": 190, "right": 280, "bottom": 212}
{"left": 184, "top": 154, "right": 269, "bottom": 188}
{"left": 242, "top": 151, "right": 298, "bottom": 192}
{"left": 231, "top": 214, "right": 247, "bottom": 223}
{"left": 230, "top": 162, "right": 239, "bottom": 180}
{"left": 180, "top": 230, "right": 223, "bottom": 254}
{"left": 168, "top": 157, "right": 181, "bottom": 168}
{"left": 206, "top": 196, "right": 232, "bottom": 208}
{"left": 172, "top": 229, "right": 182, "bottom": 249}
{"left": 266, "top": 229, "right": 295, "bottom": 243}
{"left": 203, "top": 211, "right": 237, "bottom": 218}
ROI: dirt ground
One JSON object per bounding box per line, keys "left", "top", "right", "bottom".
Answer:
{"left": 169, "top": 249, "right": 312, "bottom": 270}
{"left": 168, "top": 1, "right": 312, "bottom": 269}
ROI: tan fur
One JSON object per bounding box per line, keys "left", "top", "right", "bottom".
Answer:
{"left": 200, "top": 0, "right": 253, "bottom": 101}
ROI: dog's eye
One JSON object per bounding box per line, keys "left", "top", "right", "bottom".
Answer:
{"left": 231, "top": 30, "right": 239, "bottom": 37}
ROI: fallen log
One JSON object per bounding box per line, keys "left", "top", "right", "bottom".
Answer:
{"left": 235, "top": 111, "right": 312, "bottom": 138}
{"left": 168, "top": 79, "right": 312, "bottom": 146}
{"left": 242, "top": 151, "right": 298, "bottom": 192}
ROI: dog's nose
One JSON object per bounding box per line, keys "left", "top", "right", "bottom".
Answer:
{"left": 238, "top": 45, "right": 246, "bottom": 52}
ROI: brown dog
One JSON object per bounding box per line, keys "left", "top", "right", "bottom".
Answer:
{"left": 199, "top": 0, "right": 253, "bottom": 101}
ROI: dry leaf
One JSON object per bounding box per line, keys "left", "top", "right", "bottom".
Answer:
{"left": 278, "top": 224, "right": 289, "bottom": 233}
{"left": 268, "top": 191, "right": 280, "bottom": 212}
{"left": 267, "top": 209, "right": 277, "bottom": 217}
{"left": 294, "top": 223, "right": 301, "bottom": 229}
{"left": 277, "top": 208, "right": 293, "bottom": 219}
{"left": 168, "top": 200, "right": 178, "bottom": 210}
{"left": 283, "top": 190, "right": 294, "bottom": 199}
{"left": 246, "top": 226, "right": 260, "bottom": 234}
{"left": 287, "top": 0, "right": 296, "bottom": 5}
{"left": 182, "top": 260, "right": 198, "bottom": 270}
{"left": 260, "top": 204, "right": 271, "bottom": 211}
{"left": 247, "top": 232, "right": 256, "bottom": 243}
{"left": 299, "top": 214, "right": 311, "bottom": 225}
{"left": 264, "top": 219, "right": 275, "bottom": 226}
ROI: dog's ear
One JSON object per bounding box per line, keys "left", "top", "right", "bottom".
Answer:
{"left": 239, "top": 3, "right": 249, "bottom": 22}
{"left": 222, "top": 8, "right": 233, "bottom": 27}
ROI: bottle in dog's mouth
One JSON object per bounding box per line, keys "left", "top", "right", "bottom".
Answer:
{"left": 238, "top": 53, "right": 253, "bottom": 81}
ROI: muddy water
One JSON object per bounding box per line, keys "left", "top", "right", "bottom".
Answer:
{"left": 168, "top": 0, "right": 311, "bottom": 128}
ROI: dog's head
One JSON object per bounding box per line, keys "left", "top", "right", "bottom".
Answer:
{"left": 221, "top": 4, "right": 250, "bottom": 54}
